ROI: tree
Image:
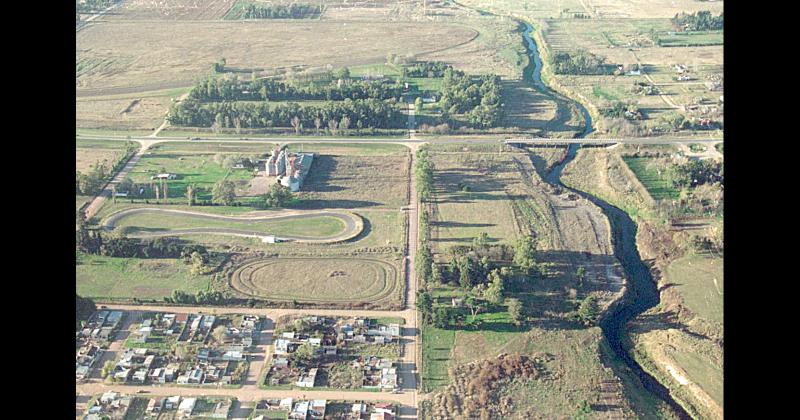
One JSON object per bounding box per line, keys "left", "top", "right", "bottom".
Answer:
{"left": 212, "top": 180, "right": 236, "bottom": 205}
{"left": 265, "top": 183, "right": 293, "bottom": 208}
{"left": 340, "top": 116, "right": 351, "bottom": 135}
{"left": 416, "top": 245, "right": 433, "bottom": 283}
{"left": 334, "top": 67, "right": 350, "bottom": 81}
{"left": 415, "top": 97, "right": 424, "bottom": 113}
{"left": 290, "top": 116, "right": 302, "bottom": 134}
{"left": 576, "top": 400, "right": 593, "bottom": 420}
{"left": 433, "top": 307, "right": 453, "bottom": 328}
{"left": 472, "top": 232, "right": 489, "bottom": 249}
{"left": 513, "top": 236, "right": 537, "bottom": 272}
{"left": 314, "top": 117, "right": 322, "bottom": 135}
{"left": 292, "top": 342, "right": 316, "bottom": 365}
{"left": 186, "top": 184, "right": 195, "bottom": 206}
{"left": 101, "top": 360, "right": 115, "bottom": 378}
{"left": 417, "top": 291, "right": 433, "bottom": 325}
{"left": 189, "top": 251, "right": 208, "bottom": 275}
{"left": 577, "top": 296, "right": 599, "bottom": 326}
{"left": 212, "top": 325, "right": 228, "bottom": 344}
{"left": 464, "top": 293, "right": 485, "bottom": 319}
{"left": 327, "top": 119, "right": 338, "bottom": 136}
{"left": 430, "top": 263, "right": 442, "bottom": 285}
{"left": 484, "top": 269, "right": 505, "bottom": 305}
{"left": 507, "top": 298, "right": 524, "bottom": 326}
{"left": 576, "top": 265, "right": 586, "bottom": 287}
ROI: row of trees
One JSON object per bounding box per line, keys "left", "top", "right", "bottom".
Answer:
{"left": 405, "top": 61, "right": 452, "bottom": 78}
{"left": 167, "top": 98, "right": 402, "bottom": 130}
{"left": 668, "top": 159, "right": 723, "bottom": 188}
{"left": 671, "top": 11, "right": 723, "bottom": 31}
{"left": 438, "top": 68, "right": 504, "bottom": 128}
{"left": 240, "top": 3, "right": 321, "bottom": 19}
{"left": 165, "top": 290, "right": 225, "bottom": 305}
{"left": 550, "top": 50, "right": 613, "bottom": 75}
{"left": 76, "top": 145, "right": 137, "bottom": 196}
{"left": 188, "top": 76, "right": 403, "bottom": 103}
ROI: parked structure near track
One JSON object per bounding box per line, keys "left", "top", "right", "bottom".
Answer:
{"left": 264, "top": 148, "right": 314, "bottom": 192}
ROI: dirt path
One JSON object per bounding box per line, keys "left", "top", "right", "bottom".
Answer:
{"left": 100, "top": 207, "right": 364, "bottom": 243}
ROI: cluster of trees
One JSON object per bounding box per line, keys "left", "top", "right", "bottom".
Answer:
{"left": 415, "top": 149, "right": 434, "bottom": 202}
{"left": 550, "top": 50, "right": 613, "bottom": 75}
{"left": 600, "top": 102, "right": 643, "bottom": 120}
{"left": 76, "top": 295, "right": 96, "bottom": 331}
{"left": 265, "top": 183, "right": 294, "bottom": 208}
{"left": 165, "top": 290, "right": 225, "bottom": 305}
{"left": 569, "top": 295, "right": 600, "bottom": 326}
{"left": 167, "top": 98, "right": 401, "bottom": 130}
{"left": 671, "top": 11, "right": 723, "bottom": 31}
{"left": 77, "top": 213, "right": 209, "bottom": 261}
{"left": 668, "top": 159, "right": 723, "bottom": 188}
{"left": 240, "top": 3, "right": 321, "bottom": 19}
{"left": 188, "top": 76, "right": 403, "bottom": 102}
{"left": 438, "top": 69, "right": 504, "bottom": 128}
{"left": 405, "top": 61, "right": 452, "bottom": 78}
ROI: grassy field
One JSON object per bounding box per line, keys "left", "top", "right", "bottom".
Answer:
{"left": 76, "top": 252, "right": 212, "bottom": 300}
{"left": 621, "top": 156, "right": 681, "bottom": 200}
{"left": 228, "top": 256, "right": 402, "bottom": 307}
{"left": 109, "top": 0, "right": 238, "bottom": 20}
{"left": 128, "top": 150, "right": 257, "bottom": 200}
{"left": 111, "top": 212, "right": 347, "bottom": 238}
{"left": 666, "top": 255, "right": 723, "bottom": 324}
{"left": 76, "top": 95, "right": 172, "bottom": 131}
{"left": 421, "top": 326, "right": 455, "bottom": 392}
{"left": 657, "top": 31, "right": 723, "bottom": 47}
{"left": 428, "top": 151, "right": 525, "bottom": 256}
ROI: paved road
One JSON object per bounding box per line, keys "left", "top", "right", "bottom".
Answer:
{"left": 100, "top": 208, "right": 363, "bottom": 243}
{"left": 76, "top": 132, "right": 722, "bottom": 145}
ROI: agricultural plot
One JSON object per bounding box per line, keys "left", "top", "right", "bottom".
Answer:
{"left": 76, "top": 20, "right": 477, "bottom": 95}
{"left": 621, "top": 156, "right": 681, "bottom": 200}
{"left": 108, "top": 0, "right": 238, "bottom": 20}
{"left": 292, "top": 143, "right": 410, "bottom": 210}
{"left": 76, "top": 138, "right": 136, "bottom": 172}
{"left": 76, "top": 95, "right": 173, "bottom": 131}
{"left": 228, "top": 256, "right": 402, "bottom": 308}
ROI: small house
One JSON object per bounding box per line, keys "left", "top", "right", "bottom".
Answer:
{"left": 297, "top": 368, "right": 318, "bottom": 388}
{"left": 177, "top": 398, "right": 197, "bottom": 418}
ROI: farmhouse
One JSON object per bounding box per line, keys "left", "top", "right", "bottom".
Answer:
{"left": 151, "top": 173, "right": 177, "bottom": 180}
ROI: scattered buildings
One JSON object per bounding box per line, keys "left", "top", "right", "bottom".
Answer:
{"left": 83, "top": 393, "right": 232, "bottom": 420}
{"left": 76, "top": 310, "right": 124, "bottom": 380}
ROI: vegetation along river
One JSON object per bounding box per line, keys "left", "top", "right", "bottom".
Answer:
{"left": 519, "top": 17, "right": 694, "bottom": 420}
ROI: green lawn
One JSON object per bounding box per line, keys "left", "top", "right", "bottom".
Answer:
{"left": 128, "top": 151, "right": 256, "bottom": 200}
{"left": 421, "top": 326, "right": 455, "bottom": 392}
{"left": 667, "top": 255, "right": 723, "bottom": 324}
{"left": 348, "top": 63, "right": 401, "bottom": 77}
{"left": 284, "top": 142, "right": 409, "bottom": 156}
{"left": 76, "top": 252, "right": 212, "bottom": 300}
{"left": 113, "top": 212, "right": 346, "bottom": 238}
{"left": 621, "top": 156, "right": 681, "bottom": 200}
{"left": 592, "top": 85, "right": 619, "bottom": 101}
{"left": 77, "top": 138, "right": 137, "bottom": 150}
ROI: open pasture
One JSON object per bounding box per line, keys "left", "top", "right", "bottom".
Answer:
{"left": 666, "top": 254, "right": 723, "bottom": 324}
{"left": 76, "top": 95, "right": 172, "bottom": 130}
{"left": 76, "top": 138, "right": 136, "bottom": 172}
{"left": 107, "top": 0, "right": 238, "bottom": 20}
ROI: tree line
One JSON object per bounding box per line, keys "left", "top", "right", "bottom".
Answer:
{"left": 405, "top": 61, "right": 452, "bottom": 78}
{"left": 188, "top": 76, "right": 403, "bottom": 103}
{"left": 550, "top": 50, "right": 614, "bottom": 75}
{"left": 671, "top": 11, "right": 723, "bottom": 31}
{"left": 240, "top": 3, "right": 321, "bottom": 20}
{"left": 438, "top": 68, "right": 504, "bottom": 128}
{"left": 167, "top": 97, "right": 402, "bottom": 130}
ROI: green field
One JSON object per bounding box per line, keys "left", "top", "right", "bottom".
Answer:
{"left": 75, "top": 252, "right": 212, "bottom": 300}
{"left": 128, "top": 151, "right": 256, "bottom": 200}
{"left": 666, "top": 255, "right": 723, "bottom": 324}
{"left": 621, "top": 156, "right": 681, "bottom": 200}
{"left": 111, "top": 212, "right": 347, "bottom": 238}
{"left": 658, "top": 31, "right": 724, "bottom": 47}
{"left": 421, "top": 326, "right": 455, "bottom": 392}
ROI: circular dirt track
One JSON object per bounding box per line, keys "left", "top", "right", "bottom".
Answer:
{"left": 229, "top": 257, "right": 399, "bottom": 304}
{"left": 101, "top": 207, "right": 363, "bottom": 243}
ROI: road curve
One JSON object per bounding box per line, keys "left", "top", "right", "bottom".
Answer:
{"left": 101, "top": 207, "right": 363, "bottom": 243}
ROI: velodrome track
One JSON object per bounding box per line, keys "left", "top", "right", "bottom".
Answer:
{"left": 100, "top": 207, "right": 363, "bottom": 243}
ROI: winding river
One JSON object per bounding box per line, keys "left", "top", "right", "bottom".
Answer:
{"left": 517, "top": 18, "right": 693, "bottom": 420}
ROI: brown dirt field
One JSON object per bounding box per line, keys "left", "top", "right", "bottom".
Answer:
{"left": 76, "top": 148, "right": 126, "bottom": 172}
{"left": 297, "top": 153, "right": 411, "bottom": 210}
{"left": 76, "top": 20, "right": 477, "bottom": 94}
{"left": 76, "top": 96, "right": 172, "bottom": 130}
{"left": 108, "top": 0, "right": 237, "bottom": 20}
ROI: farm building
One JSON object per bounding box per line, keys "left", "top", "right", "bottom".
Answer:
{"left": 151, "top": 173, "right": 177, "bottom": 180}
{"left": 264, "top": 148, "right": 315, "bottom": 192}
